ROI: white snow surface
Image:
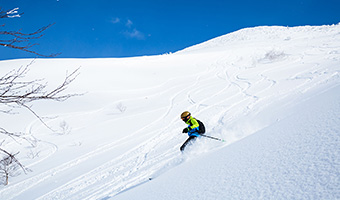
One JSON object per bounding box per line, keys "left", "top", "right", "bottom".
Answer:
{"left": 0, "top": 24, "right": 339, "bottom": 200}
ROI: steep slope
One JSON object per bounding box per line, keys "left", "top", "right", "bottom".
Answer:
{"left": 115, "top": 84, "right": 340, "bottom": 200}
{"left": 0, "top": 24, "right": 339, "bottom": 200}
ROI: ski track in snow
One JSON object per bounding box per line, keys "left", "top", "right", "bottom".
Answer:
{"left": 41, "top": 59, "right": 339, "bottom": 199}
{"left": 0, "top": 25, "right": 339, "bottom": 200}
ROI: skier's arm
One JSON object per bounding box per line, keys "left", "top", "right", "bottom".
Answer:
{"left": 188, "top": 118, "right": 199, "bottom": 131}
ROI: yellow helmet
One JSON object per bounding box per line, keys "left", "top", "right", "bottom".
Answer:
{"left": 181, "top": 111, "right": 191, "bottom": 119}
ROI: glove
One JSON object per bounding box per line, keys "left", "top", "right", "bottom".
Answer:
{"left": 182, "top": 128, "right": 188, "bottom": 133}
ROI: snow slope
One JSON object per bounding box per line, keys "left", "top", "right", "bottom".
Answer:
{"left": 0, "top": 24, "right": 339, "bottom": 200}
{"left": 115, "top": 83, "right": 340, "bottom": 200}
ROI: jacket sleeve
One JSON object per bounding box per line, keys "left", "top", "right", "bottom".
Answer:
{"left": 187, "top": 117, "right": 199, "bottom": 131}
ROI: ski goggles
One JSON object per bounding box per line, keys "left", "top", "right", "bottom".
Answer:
{"left": 181, "top": 115, "right": 190, "bottom": 121}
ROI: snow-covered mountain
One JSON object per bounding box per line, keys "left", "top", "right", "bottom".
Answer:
{"left": 0, "top": 24, "right": 339, "bottom": 200}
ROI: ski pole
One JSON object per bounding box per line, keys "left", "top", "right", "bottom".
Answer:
{"left": 199, "top": 134, "right": 225, "bottom": 142}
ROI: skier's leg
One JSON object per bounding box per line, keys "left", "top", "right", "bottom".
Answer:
{"left": 180, "top": 136, "right": 197, "bottom": 151}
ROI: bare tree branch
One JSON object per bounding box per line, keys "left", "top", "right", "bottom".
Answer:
{"left": 0, "top": 61, "right": 80, "bottom": 106}
{"left": 0, "top": 147, "right": 29, "bottom": 185}
{"left": 0, "top": 7, "right": 60, "bottom": 57}
{"left": 0, "top": 6, "right": 79, "bottom": 185}
{"left": 0, "top": 7, "right": 23, "bottom": 19}
{"left": 0, "top": 63, "right": 81, "bottom": 184}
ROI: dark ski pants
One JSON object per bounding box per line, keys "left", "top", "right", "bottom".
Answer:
{"left": 180, "top": 136, "right": 197, "bottom": 151}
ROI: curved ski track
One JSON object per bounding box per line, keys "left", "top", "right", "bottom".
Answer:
{"left": 1, "top": 48, "right": 339, "bottom": 200}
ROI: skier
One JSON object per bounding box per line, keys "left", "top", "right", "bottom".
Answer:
{"left": 180, "top": 111, "right": 205, "bottom": 151}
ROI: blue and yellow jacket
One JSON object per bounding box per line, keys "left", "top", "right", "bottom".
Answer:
{"left": 184, "top": 116, "right": 200, "bottom": 137}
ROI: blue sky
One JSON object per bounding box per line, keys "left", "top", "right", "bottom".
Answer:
{"left": 1, "top": 0, "right": 340, "bottom": 60}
